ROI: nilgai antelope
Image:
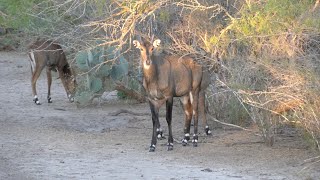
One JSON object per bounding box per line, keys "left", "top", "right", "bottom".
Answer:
{"left": 28, "top": 40, "right": 76, "bottom": 105}
{"left": 133, "top": 38, "right": 211, "bottom": 152}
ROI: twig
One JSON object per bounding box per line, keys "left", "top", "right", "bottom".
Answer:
{"left": 108, "top": 109, "right": 149, "bottom": 116}
{"left": 301, "top": 156, "right": 320, "bottom": 166}
{"left": 300, "top": 156, "right": 320, "bottom": 172}
{"left": 54, "top": 108, "right": 67, "bottom": 111}
{"left": 207, "top": 114, "right": 262, "bottom": 137}
{"left": 114, "top": 84, "right": 146, "bottom": 103}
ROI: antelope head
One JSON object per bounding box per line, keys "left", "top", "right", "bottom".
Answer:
{"left": 133, "top": 38, "right": 161, "bottom": 69}
{"left": 62, "top": 64, "right": 77, "bottom": 102}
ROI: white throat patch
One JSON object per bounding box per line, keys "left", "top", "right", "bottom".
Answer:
{"left": 143, "top": 61, "right": 151, "bottom": 70}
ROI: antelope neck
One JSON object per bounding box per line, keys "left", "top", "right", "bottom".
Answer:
{"left": 143, "top": 61, "right": 158, "bottom": 84}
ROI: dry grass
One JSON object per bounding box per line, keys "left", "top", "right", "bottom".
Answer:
{"left": 2, "top": 0, "right": 320, "bottom": 150}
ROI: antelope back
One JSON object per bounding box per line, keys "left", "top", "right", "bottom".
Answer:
{"left": 28, "top": 40, "right": 77, "bottom": 96}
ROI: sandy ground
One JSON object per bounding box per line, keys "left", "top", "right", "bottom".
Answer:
{"left": 0, "top": 51, "right": 319, "bottom": 180}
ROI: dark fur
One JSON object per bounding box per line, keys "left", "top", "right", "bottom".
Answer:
{"left": 134, "top": 38, "right": 211, "bottom": 151}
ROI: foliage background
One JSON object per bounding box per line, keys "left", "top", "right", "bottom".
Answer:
{"left": 1, "top": 0, "right": 320, "bottom": 149}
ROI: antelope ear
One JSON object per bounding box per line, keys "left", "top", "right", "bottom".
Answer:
{"left": 153, "top": 39, "right": 161, "bottom": 48}
{"left": 133, "top": 40, "right": 141, "bottom": 48}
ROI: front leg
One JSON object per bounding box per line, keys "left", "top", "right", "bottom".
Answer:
{"left": 199, "top": 90, "right": 212, "bottom": 135}
{"left": 181, "top": 95, "right": 192, "bottom": 146}
{"left": 166, "top": 97, "right": 174, "bottom": 151}
{"left": 149, "top": 100, "right": 160, "bottom": 152}
{"left": 156, "top": 126, "right": 164, "bottom": 140}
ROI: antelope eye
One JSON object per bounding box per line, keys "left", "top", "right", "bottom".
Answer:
{"left": 150, "top": 47, "right": 154, "bottom": 51}
{"left": 140, "top": 48, "right": 144, "bottom": 51}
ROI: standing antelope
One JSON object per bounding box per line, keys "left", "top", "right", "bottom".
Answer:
{"left": 28, "top": 40, "right": 76, "bottom": 105}
{"left": 133, "top": 38, "right": 211, "bottom": 152}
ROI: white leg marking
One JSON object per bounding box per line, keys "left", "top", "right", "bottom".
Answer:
{"left": 189, "top": 92, "right": 193, "bottom": 104}
{"left": 29, "top": 52, "right": 36, "bottom": 73}
{"left": 182, "top": 96, "right": 189, "bottom": 104}
{"left": 185, "top": 110, "right": 190, "bottom": 116}
{"left": 205, "top": 126, "right": 211, "bottom": 134}
{"left": 185, "top": 133, "right": 190, "bottom": 137}
{"left": 149, "top": 89, "right": 158, "bottom": 98}
{"left": 48, "top": 96, "right": 52, "bottom": 103}
{"left": 157, "top": 128, "right": 163, "bottom": 138}
{"left": 192, "top": 134, "right": 198, "bottom": 143}
{"left": 34, "top": 95, "right": 40, "bottom": 104}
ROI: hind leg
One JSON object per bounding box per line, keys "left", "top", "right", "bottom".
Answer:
{"left": 46, "top": 67, "right": 53, "bottom": 103}
{"left": 191, "top": 90, "right": 200, "bottom": 147}
{"left": 181, "top": 95, "right": 192, "bottom": 146}
{"left": 31, "top": 65, "right": 45, "bottom": 105}
{"left": 199, "top": 90, "right": 212, "bottom": 135}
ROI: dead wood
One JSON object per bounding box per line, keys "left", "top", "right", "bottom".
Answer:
{"left": 114, "top": 84, "right": 146, "bottom": 103}
{"left": 108, "top": 109, "right": 149, "bottom": 116}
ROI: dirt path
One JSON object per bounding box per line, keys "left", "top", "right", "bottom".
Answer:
{"left": 0, "top": 51, "right": 319, "bottom": 180}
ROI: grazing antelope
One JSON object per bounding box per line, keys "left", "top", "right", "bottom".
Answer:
{"left": 133, "top": 37, "right": 211, "bottom": 152}
{"left": 28, "top": 40, "right": 76, "bottom": 105}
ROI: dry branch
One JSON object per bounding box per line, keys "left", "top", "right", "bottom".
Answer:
{"left": 207, "top": 114, "right": 262, "bottom": 137}
{"left": 108, "top": 109, "right": 149, "bottom": 116}
{"left": 114, "top": 84, "right": 146, "bottom": 103}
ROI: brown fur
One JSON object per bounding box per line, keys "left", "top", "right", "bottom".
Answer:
{"left": 133, "top": 38, "right": 211, "bottom": 151}
{"left": 28, "top": 40, "right": 76, "bottom": 104}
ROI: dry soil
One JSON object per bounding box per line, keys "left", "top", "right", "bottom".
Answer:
{"left": 0, "top": 51, "right": 319, "bottom": 180}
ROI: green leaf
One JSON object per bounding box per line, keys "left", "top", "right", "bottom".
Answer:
{"left": 75, "top": 91, "right": 93, "bottom": 105}
{"left": 75, "top": 51, "right": 89, "bottom": 71}
{"left": 95, "top": 64, "right": 112, "bottom": 77}
{"left": 111, "top": 55, "right": 128, "bottom": 81}
{"left": 89, "top": 77, "right": 103, "bottom": 93}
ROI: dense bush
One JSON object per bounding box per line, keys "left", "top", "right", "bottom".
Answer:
{"left": 1, "top": 0, "right": 319, "bottom": 149}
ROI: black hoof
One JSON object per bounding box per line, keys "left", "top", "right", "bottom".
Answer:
{"left": 182, "top": 139, "right": 188, "bottom": 146}
{"left": 149, "top": 145, "right": 156, "bottom": 152}
{"left": 48, "top": 97, "right": 53, "bottom": 103}
{"left": 167, "top": 143, "right": 173, "bottom": 151}
{"left": 206, "top": 130, "right": 212, "bottom": 136}
{"left": 192, "top": 135, "right": 198, "bottom": 147}
{"left": 193, "top": 142, "right": 198, "bottom": 147}
{"left": 205, "top": 127, "right": 212, "bottom": 135}
{"left": 157, "top": 133, "right": 165, "bottom": 140}
{"left": 34, "top": 98, "right": 41, "bottom": 105}
{"left": 157, "top": 130, "right": 165, "bottom": 140}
